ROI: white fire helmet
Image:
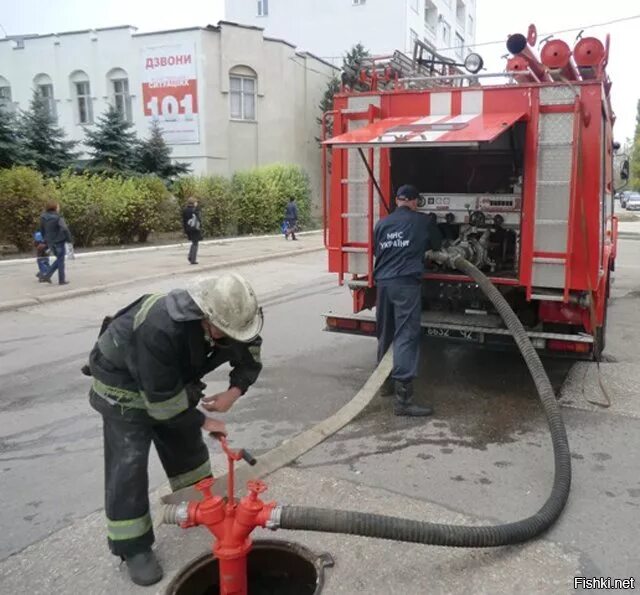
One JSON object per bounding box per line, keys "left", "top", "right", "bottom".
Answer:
{"left": 187, "top": 273, "right": 263, "bottom": 342}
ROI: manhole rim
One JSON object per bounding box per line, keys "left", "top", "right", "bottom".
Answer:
{"left": 165, "top": 538, "right": 334, "bottom": 595}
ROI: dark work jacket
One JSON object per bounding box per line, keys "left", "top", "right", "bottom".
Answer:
{"left": 40, "top": 211, "right": 72, "bottom": 248}
{"left": 182, "top": 205, "right": 202, "bottom": 241}
{"left": 373, "top": 206, "right": 442, "bottom": 283}
{"left": 88, "top": 289, "right": 262, "bottom": 427}
{"left": 284, "top": 202, "right": 298, "bottom": 221}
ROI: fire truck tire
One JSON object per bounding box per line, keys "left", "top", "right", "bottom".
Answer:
{"left": 279, "top": 257, "right": 571, "bottom": 547}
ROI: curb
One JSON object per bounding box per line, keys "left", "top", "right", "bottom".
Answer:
{"left": 160, "top": 349, "right": 393, "bottom": 506}
{"left": 0, "top": 230, "right": 323, "bottom": 265}
{"left": 0, "top": 246, "right": 324, "bottom": 313}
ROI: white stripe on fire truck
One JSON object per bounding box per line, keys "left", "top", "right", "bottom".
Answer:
{"left": 411, "top": 115, "right": 448, "bottom": 125}
{"left": 461, "top": 90, "right": 483, "bottom": 115}
{"left": 446, "top": 114, "right": 478, "bottom": 124}
{"left": 430, "top": 92, "right": 452, "bottom": 116}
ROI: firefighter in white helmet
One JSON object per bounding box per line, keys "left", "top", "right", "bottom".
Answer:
{"left": 85, "top": 273, "right": 263, "bottom": 586}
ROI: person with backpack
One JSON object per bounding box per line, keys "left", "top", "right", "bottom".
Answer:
{"left": 39, "top": 201, "right": 72, "bottom": 285}
{"left": 182, "top": 197, "right": 202, "bottom": 265}
{"left": 283, "top": 197, "right": 298, "bottom": 241}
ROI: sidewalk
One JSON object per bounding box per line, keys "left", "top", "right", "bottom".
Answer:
{"left": 0, "top": 232, "right": 323, "bottom": 312}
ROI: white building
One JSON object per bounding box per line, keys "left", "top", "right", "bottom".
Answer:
{"left": 225, "top": 0, "right": 477, "bottom": 64}
{"left": 0, "top": 22, "right": 336, "bottom": 210}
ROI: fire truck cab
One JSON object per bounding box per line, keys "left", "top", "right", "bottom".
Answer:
{"left": 323, "top": 27, "right": 621, "bottom": 359}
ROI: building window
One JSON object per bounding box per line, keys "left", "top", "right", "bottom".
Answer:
{"left": 76, "top": 81, "right": 93, "bottom": 124}
{"left": 70, "top": 71, "right": 93, "bottom": 124}
{"left": 455, "top": 33, "right": 464, "bottom": 59}
{"left": 352, "top": 0, "right": 366, "bottom": 5}
{"left": 34, "top": 74, "right": 56, "bottom": 119}
{"left": 107, "top": 68, "right": 132, "bottom": 122}
{"left": 229, "top": 69, "right": 257, "bottom": 121}
{"left": 411, "top": 0, "right": 419, "bottom": 13}
{"left": 113, "top": 79, "right": 131, "bottom": 121}
{"left": 424, "top": 0, "right": 437, "bottom": 33}
{"left": 39, "top": 85, "right": 56, "bottom": 117}
{"left": 0, "top": 78, "right": 12, "bottom": 112}
{"left": 257, "top": 0, "right": 268, "bottom": 16}
{"left": 456, "top": 0, "right": 465, "bottom": 29}
{"left": 441, "top": 19, "right": 451, "bottom": 46}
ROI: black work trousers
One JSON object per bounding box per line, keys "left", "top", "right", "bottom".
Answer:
{"left": 188, "top": 238, "right": 199, "bottom": 264}
{"left": 100, "top": 408, "right": 210, "bottom": 557}
{"left": 376, "top": 280, "right": 422, "bottom": 383}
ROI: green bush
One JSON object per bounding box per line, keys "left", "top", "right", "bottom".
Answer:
{"left": 232, "top": 164, "right": 310, "bottom": 234}
{"left": 173, "top": 175, "right": 237, "bottom": 237}
{"left": 51, "top": 172, "right": 170, "bottom": 246}
{"left": 0, "top": 166, "right": 50, "bottom": 251}
{"left": 51, "top": 171, "right": 105, "bottom": 247}
{"left": 99, "top": 175, "right": 168, "bottom": 244}
{"left": 1, "top": 163, "right": 313, "bottom": 250}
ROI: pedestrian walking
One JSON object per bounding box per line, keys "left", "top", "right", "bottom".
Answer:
{"left": 374, "top": 184, "right": 442, "bottom": 417}
{"left": 39, "top": 201, "right": 72, "bottom": 285}
{"left": 33, "top": 231, "right": 51, "bottom": 283}
{"left": 85, "top": 273, "right": 263, "bottom": 585}
{"left": 284, "top": 197, "right": 298, "bottom": 240}
{"left": 182, "top": 197, "right": 202, "bottom": 264}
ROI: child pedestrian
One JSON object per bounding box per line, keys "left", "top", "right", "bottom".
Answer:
{"left": 34, "top": 231, "right": 51, "bottom": 283}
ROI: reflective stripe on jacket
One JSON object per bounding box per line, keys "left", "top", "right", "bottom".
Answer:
{"left": 89, "top": 291, "right": 262, "bottom": 424}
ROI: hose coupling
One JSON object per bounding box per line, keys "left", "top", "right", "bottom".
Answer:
{"left": 163, "top": 502, "right": 189, "bottom": 526}
{"left": 265, "top": 505, "right": 282, "bottom": 530}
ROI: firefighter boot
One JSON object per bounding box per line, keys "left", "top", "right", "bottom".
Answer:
{"left": 124, "top": 549, "right": 163, "bottom": 586}
{"left": 394, "top": 381, "right": 433, "bottom": 417}
{"left": 380, "top": 376, "right": 395, "bottom": 397}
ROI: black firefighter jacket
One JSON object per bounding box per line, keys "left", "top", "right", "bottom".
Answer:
{"left": 88, "top": 289, "right": 262, "bottom": 428}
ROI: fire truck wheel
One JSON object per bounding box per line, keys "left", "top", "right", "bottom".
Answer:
{"left": 593, "top": 292, "right": 609, "bottom": 361}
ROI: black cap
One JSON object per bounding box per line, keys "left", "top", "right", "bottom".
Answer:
{"left": 396, "top": 184, "right": 419, "bottom": 201}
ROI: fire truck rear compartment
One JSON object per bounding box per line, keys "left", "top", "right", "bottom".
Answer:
{"left": 390, "top": 122, "right": 525, "bottom": 279}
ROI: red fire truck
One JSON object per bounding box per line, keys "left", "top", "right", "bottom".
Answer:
{"left": 322, "top": 25, "right": 625, "bottom": 359}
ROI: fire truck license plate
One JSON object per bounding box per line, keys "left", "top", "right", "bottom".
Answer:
{"left": 424, "top": 327, "right": 483, "bottom": 343}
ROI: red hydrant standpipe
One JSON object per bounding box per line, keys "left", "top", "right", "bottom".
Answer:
{"left": 170, "top": 437, "right": 276, "bottom": 595}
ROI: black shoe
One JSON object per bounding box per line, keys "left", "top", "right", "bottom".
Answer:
{"left": 380, "top": 376, "right": 395, "bottom": 398}
{"left": 124, "top": 550, "right": 163, "bottom": 586}
{"left": 59, "top": 281, "right": 70, "bottom": 285}
{"left": 394, "top": 381, "right": 433, "bottom": 417}
{"left": 39, "top": 276, "right": 52, "bottom": 284}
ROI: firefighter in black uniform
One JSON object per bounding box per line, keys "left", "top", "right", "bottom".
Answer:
{"left": 87, "top": 273, "right": 263, "bottom": 586}
{"left": 374, "top": 184, "right": 442, "bottom": 417}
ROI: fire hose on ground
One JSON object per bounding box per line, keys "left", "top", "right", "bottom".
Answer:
{"left": 276, "top": 251, "right": 572, "bottom": 547}
{"left": 163, "top": 248, "right": 572, "bottom": 592}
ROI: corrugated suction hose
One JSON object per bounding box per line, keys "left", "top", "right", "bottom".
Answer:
{"left": 278, "top": 256, "right": 571, "bottom": 547}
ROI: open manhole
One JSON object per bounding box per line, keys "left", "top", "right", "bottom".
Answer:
{"left": 166, "top": 539, "right": 333, "bottom": 595}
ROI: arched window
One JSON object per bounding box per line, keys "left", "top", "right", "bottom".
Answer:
{"left": 107, "top": 67, "right": 131, "bottom": 122}
{"left": 70, "top": 70, "right": 93, "bottom": 124}
{"left": 0, "top": 76, "right": 12, "bottom": 112}
{"left": 33, "top": 73, "right": 56, "bottom": 118}
{"left": 0, "top": 76, "right": 13, "bottom": 111}
{"left": 229, "top": 66, "right": 257, "bottom": 121}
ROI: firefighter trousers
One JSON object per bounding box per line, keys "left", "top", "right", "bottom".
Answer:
{"left": 101, "top": 408, "right": 211, "bottom": 557}
{"left": 376, "top": 280, "right": 422, "bottom": 383}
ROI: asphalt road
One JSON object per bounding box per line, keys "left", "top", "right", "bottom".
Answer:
{"left": 0, "top": 252, "right": 376, "bottom": 560}
{"left": 1, "top": 241, "right": 639, "bottom": 588}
